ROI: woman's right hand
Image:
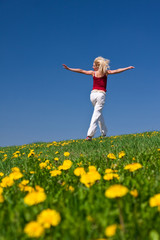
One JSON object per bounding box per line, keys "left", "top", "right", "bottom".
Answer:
{"left": 62, "top": 64, "right": 70, "bottom": 70}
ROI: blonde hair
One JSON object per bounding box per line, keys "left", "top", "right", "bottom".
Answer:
{"left": 94, "top": 56, "right": 110, "bottom": 75}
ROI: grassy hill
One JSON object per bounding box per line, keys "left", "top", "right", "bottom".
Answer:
{"left": 0, "top": 131, "right": 160, "bottom": 240}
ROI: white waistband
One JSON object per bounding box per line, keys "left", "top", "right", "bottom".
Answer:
{"left": 91, "top": 90, "right": 106, "bottom": 94}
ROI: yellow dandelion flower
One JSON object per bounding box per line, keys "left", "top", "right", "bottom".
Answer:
{"left": 80, "top": 171, "right": 101, "bottom": 188}
{"left": 118, "top": 151, "right": 126, "bottom": 159}
{"left": 68, "top": 186, "right": 75, "bottom": 192}
{"left": 96, "top": 239, "right": 107, "bottom": 240}
{"left": 130, "top": 189, "right": 138, "bottom": 197}
{"left": 74, "top": 167, "right": 86, "bottom": 176}
{"left": 23, "top": 186, "right": 35, "bottom": 192}
{"left": 61, "top": 181, "right": 66, "bottom": 186}
{"left": 24, "top": 191, "right": 46, "bottom": 206}
{"left": 64, "top": 152, "right": 70, "bottom": 157}
{"left": 54, "top": 157, "right": 59, "bottom": 161}
{"left": 24, "top": 221, "right": 44, "bottom": 238}
{"left": 46, "top": 166, "right": 51, "bottom": 170}
{"left": 37, "top": 209, "right": 61, "bottom": 228}
{"left": 105, "top": 168, "right": 113, "bottom": 173}
{"left": 107, "top": 153, "right": 116, "bottom": 160}
{"left": 21, "top": 180, "right": 29, "bottom": 185}
{"left": 50, "top": 170, "right": 62, "bottom": 177}
{"left": 0, "top": 194, "right": 4, "bottom": 203}
{"left": 77, "top": 161, "right": 82, "bottom": 166}
{"left": 9, "top": 171, "right": 23, "bottom": 180}
{"left": 45, "top": 160, "right": 50, "bottom": 164}
{"left": 1, "top": 176, "right": 14, "bottom": 188}
{"left": 88, "top": 166, "right": 97, "bottom": 172}
{"left": 124, "top": 163, "right": 142, "bottom": 172}
{"left": 0, "top": 187, "right": 3, "bottom": 194}
{"left": 39, "top": 162, "right": 47, "bottom": 169}
{"left": 0, "top": 172, "right": 4, "bottom": 177}
{"left": 103, "top": 173, "right": 120, "bottom": 181}
{"left": 11, "top": 167, "right": 20, "bottom": 172}
{"left": 30, "top": 171, "right": 35, "bottom": 174}
{"left": 105, "top": 184, "right": 128, "bottom": 198}
{"left": 149, "top": 194, "right": 160, "bottom": 208}
{"left": 58, "top": 160, "right": 72, "bottom": 170}
{"left": 105, "top": 224, "right": 117, "bottom": 237}
{"left": 28, "top": 151, "right": 35, "bottom": 158}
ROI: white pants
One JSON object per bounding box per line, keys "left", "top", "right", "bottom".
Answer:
{"left": 87, "top": 91, "right": 107, "bottom": 137}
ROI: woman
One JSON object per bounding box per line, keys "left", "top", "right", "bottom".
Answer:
{"left": 63, "top": 57, "right": 134, "bottom": 140}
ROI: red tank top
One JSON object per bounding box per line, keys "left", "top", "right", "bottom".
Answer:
{"left": 92, "top": 73, "right": 107, "bottom": 92}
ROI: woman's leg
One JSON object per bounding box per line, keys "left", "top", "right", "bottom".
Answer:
{"left": 98, "top": 113, "right": 107, "bottom": 136}
{"left": 87, "top": 92, "right": 106, "bottom": 137}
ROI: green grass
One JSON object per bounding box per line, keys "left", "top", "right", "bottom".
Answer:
{"left": 1, "top": 131, "right": 160, "bottom": 240}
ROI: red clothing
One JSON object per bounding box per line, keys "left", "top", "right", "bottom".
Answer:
{"left": 92, "top": 74, "right": 107, "bottom": 92}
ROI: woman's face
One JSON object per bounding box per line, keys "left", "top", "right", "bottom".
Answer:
{"left": 93, "top": 63, "right": 98, "bottom": 71}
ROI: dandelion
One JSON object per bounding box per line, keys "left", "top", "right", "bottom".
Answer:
{"left": 0, "top": 172, "right": 4, "bottom": 177}
{"left": 64, "top": 152, "right": 70, "bottom": 157}
{"left": 39, "top": 162, "right": 47, "bottom": 169}
{"left": 77, "top": 161, "right": 82, "bottom": 166}
{"left": 58, "top": 160, "right": 72, "bottom": 170}
{"left": 149, "top": 193, "right": 160, "bottom": 211}
{"left": 50, "top": 170, "right": 62, "bottom": 177}
{"left": 0, "top": 194, "right": 4, "bottom": 203}
{"left": 105, "top": 168, "right": 118, "bottom": 173}
{"left": 118, "top": 151, "right": 126, "bottom": 158}
{"left": 80, "top": 171, "right": 101, "bottom": 188}
{"left": 54, "top": 157, "right": 59, "bottom": 161}
{"left": 130, "top": 189, "right": 138, "bottom": 197}
{"left": 37, "top": 209, "right": 61, "bottom": 228}
{"left": 0, "top": 187, "right": 3, "bottom": 194}
{"left": 105, "top": 224, "right": 117, "bottom": 237}
{"left": 96, "top": 239, "right": 107, "bottom": 240}
{"left": 19, "top": 180, "right": 29, "bottom": 191}
{"left": 103, "top": 173, "right": 119, "bottom": 181}
{"left": 88, "top": 166, "right": 97, "bottom": 172}
{"left": 105, "top": 184, "right": 128, "bottom": 198}
{"left": 28, "top": 150, "right": 35, "bottom": 158}
{"left": 1, "top": 176, "right": 14, "bottom": 188}
{"left": 74, "top": 167, "right": 86, "bottom": 176}
{"left": 68, "top": 186, "right": 75, "bottom": 192}
{"left": 107, "top": 153, "right": 116, "bottom": 160}
{"left": 23, "top": 186, "right": 35, "bottom": 192}
{"left": 24, "top": 191, "right": 46, "bottom": 206}
{"left": 24, "top": 221, "right": 44, "bottom": 238}
{"left": 124, "top": 163, "right": 142, "bottom": 172}
{"left": 105, "top": 168, "right": 113, "bottom": 173}
{"left": 9, "top": 171, "right": 23, "bottom": 180}
{"left": 11, "top": 167, "right": 20, "bottom": 172}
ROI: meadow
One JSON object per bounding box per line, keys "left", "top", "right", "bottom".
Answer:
{"left": 0, "top": 131, "right": 160, "bottom": 240}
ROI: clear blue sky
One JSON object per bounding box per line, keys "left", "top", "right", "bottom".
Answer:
{"left": 1, "top": 0, "right": 160, "bottom": 147}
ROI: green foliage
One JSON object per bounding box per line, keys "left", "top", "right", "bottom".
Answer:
{"left": 0, "top": 131, "right": 160, "bottom": 239}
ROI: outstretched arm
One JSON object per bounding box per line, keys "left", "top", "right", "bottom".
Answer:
{"left": 62, "top": 64, "right": 93, "bottom": 75}
{"left": 107, "top": 66, "right": 135, "bottom": 75}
